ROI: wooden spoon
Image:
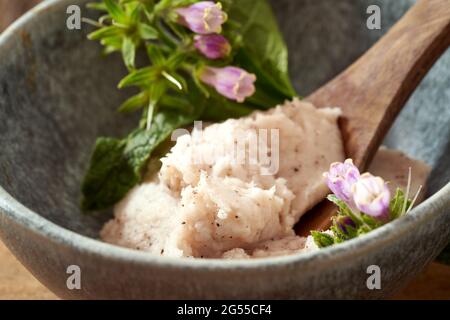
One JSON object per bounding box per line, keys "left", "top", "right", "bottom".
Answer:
{"left": 296, "top": 0, "right": 450, "bottom": 236}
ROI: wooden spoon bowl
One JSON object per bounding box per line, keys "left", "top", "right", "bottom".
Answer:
{"left": 297, "top": 0, "right": 450, "bottom": 235}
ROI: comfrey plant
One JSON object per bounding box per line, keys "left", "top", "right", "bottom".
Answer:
{"left": 81, "top": 0, "right": 296, "bottom": 211}
{"left": 312, "top": 160, "right": 423, "bottom": 248}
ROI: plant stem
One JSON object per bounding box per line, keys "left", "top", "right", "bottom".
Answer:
{"left": 162, "top": 70, "right": 183, "bottom": 90}
{"left": 155, "top": 18, "right": 179, "bottom": 49}
{"left": 82, "top": 17, "right": 104, "bottom": 28}
{"left": 146, "top": 100, "right": 156, "bottom": 130}
{"left": 401, "top": 167, "right": 412, "bottom": 216}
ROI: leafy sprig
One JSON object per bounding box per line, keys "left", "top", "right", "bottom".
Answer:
{"left": 313, "top": 168, "right": 423, "bottom": 248}
{"left": 81, "top": 0, "right": 297, "bottom": 211}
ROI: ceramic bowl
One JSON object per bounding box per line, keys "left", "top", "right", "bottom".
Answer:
{"left": 0, "top": 0, "right": 449, "bottom": 299}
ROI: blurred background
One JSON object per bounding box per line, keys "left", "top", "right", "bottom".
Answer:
{"left": 0, "top": 0, "right": 448, "bottom": 300}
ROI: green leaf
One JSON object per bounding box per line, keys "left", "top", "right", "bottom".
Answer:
{"left": 103, "top": 0, "right": 127, "bottom": 23}
{"left": 120, "top": 0, "right": 139, "bottom": 4}
{"left": 118, "top": 91, "right": 148, "bottom": 113}
{"left": 81, "top": 109, "right": 195, "bottom": 211}
{"left": 139, "top": 23, "right": 158, "bottom": 40}
{"left": 199, "top": 93, "right": 255, "bottom": 121}
{"left": 227, "top": 0, "right": 297, "bottom": 101}
{"left": 100, "top": 35, "right": 123, "bottom": 50}
{"left": 159, "top": 95, "right": 194, "bottom": 113}
{"left": 102, "top": 46, "right": 120, "bottom": 55}
{"left": 389, "top": 188, "right": 405, "bottom": 219}
{"left": 121, "top": 36, "right": 136, "bottom": 69}
{"left": 81, "top": 137, "right": 134, "bottom": 211}
{"left": 118, "top": 66, "right": 160, "bottom": 88}
{"left": 146, "top": 44, "right": 166, "bottom": 66}
{"left": 87, "top": 2, "right": 108, "bottom": 11}
{"left": 88, "top": 25, "right": 122, "bottom": 40}
{"left": 165, "top": 51, "right": 187, "bottom": 70}
{"left": 148, "top": 81, "right": 167, "bottom": 107}
{"left": 153, "top": 0, "right": 172, "bottom": 13}
{"left": 191, "top": 65, "right": 210, "bottom": 97}
{"left": 361, "top": 214, "right": 381, "bottom": 229}
{"left": 357, "top": 225, "right": 372, "bottom": 235}
{"left": 126, "top": 2, "right": 141, "bottom": 23}
{"left": 311, "top": 231, "right": 335, "bottom": 248}
{"left": 154, "top": 0, "right": 197, "bottom": 14}
{"left": 328, "top": 195, "right": 365, "bottom": 228}
{"left": 234, "top": 48, "right": 291, "bottom": 108}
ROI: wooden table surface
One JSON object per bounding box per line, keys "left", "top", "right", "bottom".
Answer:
{"left": 0, "top": 0, "right": 449, "bottom": 300}
{"left": 1, "top": 238, "right": 450, "bottom": 300}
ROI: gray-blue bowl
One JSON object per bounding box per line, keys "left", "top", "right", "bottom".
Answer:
{"left": 0, "top": 0, "right": 449, "bottom": 299}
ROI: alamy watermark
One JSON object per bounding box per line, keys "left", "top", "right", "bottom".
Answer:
{"left": 66, "top": 5, "right": 81, "bottom": 30}
{"left": 367, "top": 5, "right": 382, "bottom": 30}
{"left": 366, "top": 265, "right": 381, "bottom": 290}
{"left": 66, "top": 265, "right": 81, "bottom": 290}
{"left": 171, "top": 121, "right": 280, "bottom": 176}
{"left": 66, "top": 4, "right": 382, "bottom": 31}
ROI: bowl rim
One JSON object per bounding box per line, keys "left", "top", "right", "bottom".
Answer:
{"left": 0, "top": 0, "right": 449, "bottom": 272}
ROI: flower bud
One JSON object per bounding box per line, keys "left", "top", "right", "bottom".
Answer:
{"left": 176, "top": 1, "right": 227, "bottom": 34}
{"left": 352, "top": 173, "right": 391, "bottom": 219}
{"left": 194, "top": 34, "right": 231, "bottom": 59}
{"left": 200, "top": 66, "right": 256, "bottom": 102}
{"left": 336, "top": 216, "right": 357, "bottom": 235}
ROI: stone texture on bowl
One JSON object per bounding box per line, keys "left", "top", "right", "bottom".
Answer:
{"left": 0, "top": 0, "right": 449, "bottom": 299}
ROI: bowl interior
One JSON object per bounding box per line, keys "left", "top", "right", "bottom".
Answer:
{"left": 0, "top": 0, "right": 449, "bottom": 239}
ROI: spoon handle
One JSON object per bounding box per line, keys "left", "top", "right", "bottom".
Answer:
{"left": 298, "top": 0, "right": 450, "bottom": 235}
{"left": 307, "top": 0, "right": 450, "bottom": 169}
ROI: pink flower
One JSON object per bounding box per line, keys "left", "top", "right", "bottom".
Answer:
{"left": 194, "top": 34, "right": 231, "bottom": 59}
{"left": 352, "top": 173, "right": 391, "bottom": 219}
{"left": 200, "top": 66, "right": 256, "bottom": 102}
{"left": 176, "top": 1, "right": 228, "bottom": 34}
{"left": 323, "top": 159, "right": 360, "bottom": 207}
